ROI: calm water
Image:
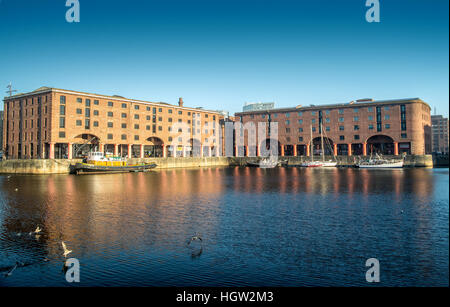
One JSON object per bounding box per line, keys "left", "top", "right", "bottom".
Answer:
{"left": 0, "top": 167, "right": 448, "bottom": 287}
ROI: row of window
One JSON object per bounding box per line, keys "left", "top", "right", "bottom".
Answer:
{"left": 294, "top": 133, "right": 407, "bottom": 143}
{"left": 64, "top": 96, "right": 216, "bottom": 119}
{"left": 250, "top": 106, "right": 393, "bottom": 119}
{"left": 283, "top": 115, "right": 392, "bottom": 125}
{"left": 283, "top": 124, "right": 393, "bottom": 134}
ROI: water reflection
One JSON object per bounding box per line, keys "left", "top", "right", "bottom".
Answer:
{"left": 0, "top": 167, "right": 448, "bottom": 286}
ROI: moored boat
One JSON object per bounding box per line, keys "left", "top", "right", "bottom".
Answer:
{"left": 73, "top": 152, "right": 157, "bottom": 174}
{"left": 357, "top": 154, "right": 404, "bottom": 168}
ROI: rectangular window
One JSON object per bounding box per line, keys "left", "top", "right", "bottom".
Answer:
{"left": 59, "top": 131, "right": 65, "bottom": 138}
{"left": 298, "top": 111, "right": 303, "bottom": 116}
{"left": 325, "top": 118, "right": 330, "bottom": 123}
{"left": 146, "top": 106, "right": 151, "bottom": 111}
{"left": 339, "top": 117, "right": 344, "bottom": 122}
{"left": 60, "top": 96, "right": 66, "bottom": 104}
{"left": 286, "top": 120, "right": 290, "bottom": 125}
{"left": 401, "top": 133, "right": 407, "bottom": 138}
{"left": 285, "top": 113, "right": 290, "bottom": 118}
{"left": 369, "top": 124, "right": 374, "bottom": 130}
{"left": 312, "top": 127, "right": 316, "bottom": 132}
{"left": 121, "top": 134, "right": 127, "bottom": 140}
{"left": 85, "top": 99, "right": 91, "bottom": 107}
{"left": 311, "top": 119, "right": 316, "bottom": 124}
{"left": 108, "top": 112, "right": 113, "bottom": 117}
{"left": 384, "top": 115, "right": 390, "bottom": 120}
{"left": 158, "top": 126, "right": 162, "bottom": 131}
{"left": 339, "top": 126, "right": 344, "bottom": 131}
{"left": 85, "top": 119, "right": 90, "bottom": 129}
{"left": 59, "top": 117, "right": 65, "bottom": 128}
{"left": 122, "top": 103, "right": 127, "bottom": 108}
{"left": 77, "top": 98, "right": 82, "bottom": 103}
{"left": 85, "top": 108, "right": 90, "bottom": 117}
{"left": 107, "top": 122, "right": 113, "bottom": 128}
{"left": 134, "top": 105, "right": 139, "bottom": 110}
{"left": 298, "top": 119, "right": 303, "bottom": 124}
{"left": 326, "top": 126, "right": 330, "bottom": 131}
{"left": 121, "top": 113, "right": 127, "bottom": 118}
{"left": 121, "top": 123, "right": 127, "bottom": 128}
{"left": 354, "top": 125, "right": 359, "bottom": 130}
{"left": 94, "top": 110, "right": 99, "bottom": 116}
{"left": 159, "top": 108, "right": 162, "bottom": 112}
{"left": 298, "top": 127, "right": 303, "bottom": 132}
{"left": 353, "top": 108, "right": 359, "bottom": 113}
{"left": 368, "top": 107, "right": 373, "bottom": 112}
{"left": 311, "top": 111, "right": 316, "bottom": 116}
{"left": 107, "top": 134, "right": 113, "bottom": 140}
{"left": 354, "top": 135, "right": 360, "bottom": 140}
{"left": 94, "top": 100, "right": 99, "bottom": 105}
{"left": 353, "top": 116, "right": 359, "bottom": 121}
{"left": 76, "top": 108, "right": 82, "bottom": 114}
{"left": 385, "top": 124, "right": 390, "bottom": 129}
{"left": 134, "top": 135, "right": 139, "bottom": 140}
{"left": 340, "top": 135, "right": 345, "bottom": 140}
{"left": 93, "top": 121, "right": 99, "bottom": 127}
{"left": 60, "top": 105, "right": 65, "bottom": 115}
{"left": 298, "top": 137, "right": 303, "bottom": 142}
{"left": 338, "top": 109, "right": 344, "bottom": 114}
{"left": 108, "top": 101, "right": 114, "bottom": 107}
{"left": 384, "top": 106, "right": 390, "bottom": 111}
{"left": 134, "top": 124, "right": 139, "bottom": 129}
{"left": 368, "top": 115, "right": 373, "bottom": 121}
{"left": 134, "top": 114, "right": 139, "bottom": 119}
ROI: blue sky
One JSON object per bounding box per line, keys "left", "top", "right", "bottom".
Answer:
{"left": 0, "top": 0, "right": 448, "bottom": 116}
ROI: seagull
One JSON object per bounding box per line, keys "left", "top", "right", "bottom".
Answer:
{"left": 61, "top": 241, "right": 72, "bottom": 258}
{"left": 4, "top": 263, "right": 17, "bottom": 277}
{"left": 188, "top": 235, "right": 202, "bottom": 245}
{"left": 34, "top": 226, "right": 42, "bottom": 234}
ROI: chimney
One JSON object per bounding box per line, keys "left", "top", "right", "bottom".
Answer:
{"left": 178, "top": 97, "right": 184, "bottom": 107}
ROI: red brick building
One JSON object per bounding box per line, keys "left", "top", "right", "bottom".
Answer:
{"left": 2, "top": 87, "right": 224, "bottom": 159}
{"left": 234, "top": 98, "right": 432, "bottom": 157}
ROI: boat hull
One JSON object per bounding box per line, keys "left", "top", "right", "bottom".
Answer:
{"left": 73, "top": 162, "right": 157, "bottom": 174}
{"left": 358, "top": 161, "right": 404, "bottom": 168}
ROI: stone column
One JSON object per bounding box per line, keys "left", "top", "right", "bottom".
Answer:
{"left": 280, "top": 145, "right": 285, "bottom": 157}
{"left": 348, "top": 143, "right": 352, "bottom": 156}
{"left": 234, "top": 145, "right": 238, "bottom": 157}
{"left": 256, "top": 145, "right": 260, "bottom": 157}
{"left": 140, "top": 144, "right": 144, "bottom": 158}
{"left": 245, "top": 146, "right": 249, "bottom": 157}
{"left": 114, "top": 144, "right": 118, "bottom": 156}
{"left": 293, "top": 145, "right": 297, "bottom": 156}
{"left": 208, "top": 146, "right": 212, "bottom": 157}
{"left": 363, "top": 142, "right": 367, "bottom": 156}
{"left": 99, "top": 143, "right": 104, "bottom": 153}
{"left": 306, "top": 144, "right": 310, "bottom": 156}
{"left": 68, "top": 143, "right": 73, "bottom": 159}
{"left": 394, "top": 142, "right": 399, "bottom": 155}
{"left": 127, "top": 144, "right": 132, "bottom": 158}
{"left": 333, "top": 143, "right": 337, "bottom": 156}
{"left": 49, "top": 142, "right": 55, "bottom": 159}
{"left": 162, "top": 144, "right": 167, "bottom": 158}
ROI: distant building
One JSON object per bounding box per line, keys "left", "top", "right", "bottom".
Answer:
{"left": 243, "top": 102, "right": 274, "bottom": 112}
{"left": 431, "top": 115, "right": 449, "bottom": 153}
{"left": 0, "top": 110, "right": 3, "bottom": 152}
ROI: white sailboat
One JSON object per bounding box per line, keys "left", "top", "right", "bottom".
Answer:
{"left": 357, "top": 153, "right": 404, "bottom": 168}
{"left": 301, "top": 123, "right": 337, "bottom": 167}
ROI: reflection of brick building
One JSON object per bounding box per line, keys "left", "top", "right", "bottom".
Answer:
{"left": 3, "top": 87, "right": 224, "bottom": 159}
{"left": 431, "top": 115, "right": 449, "bottom": 153}
{"left": 234, "top": 98, "right": 432, "bottom": 156}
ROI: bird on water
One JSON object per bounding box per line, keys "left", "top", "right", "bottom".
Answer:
{"left": 61, "top": 241, "right": 72, "bottom": 258}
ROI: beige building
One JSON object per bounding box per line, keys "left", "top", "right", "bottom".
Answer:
{"left": 431, "top": 115, "right": 449, "bottom": 153}
{"left": 2, "top": 87, "right": 224, "bottom": 159}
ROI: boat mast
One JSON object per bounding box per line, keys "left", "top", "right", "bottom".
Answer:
{"left": 310, "top": 125, "right": 313, "bottom": 162}
{"left": 320, "top": 122, "right": 324, "bottom": 162}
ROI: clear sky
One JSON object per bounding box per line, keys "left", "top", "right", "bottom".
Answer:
{"left": 0, "top": 0, "right": 448, "bottom": 116}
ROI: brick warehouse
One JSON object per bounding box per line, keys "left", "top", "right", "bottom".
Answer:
{"left": 2, "top": 87, "right": 225, "bottom": 159}
{"left": 234, "top": 98, "right": 432, "bottom": 157}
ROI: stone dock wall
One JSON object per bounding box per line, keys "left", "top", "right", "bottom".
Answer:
{"left": 0, "top": 155, "right": 434, "bottom": 174}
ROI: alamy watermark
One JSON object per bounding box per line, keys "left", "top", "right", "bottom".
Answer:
{"left": 65, "top": 0, "right": 80, "bottom": 23}
{"left": 365, "top": 258, "right": 380, "bottom": 283}
{"left": 365, "top": 0, "right": 380, "bottom": 23}
{"left": 65, "top": 257, "right": 80, "bottom": 283}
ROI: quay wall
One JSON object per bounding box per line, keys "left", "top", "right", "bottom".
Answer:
{"left": 0, "top": 155, "right": 433, "bottom": 174}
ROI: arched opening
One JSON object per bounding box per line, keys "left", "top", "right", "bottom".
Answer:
{"left": 312, "top": 137, "right": 334, "bottom": 156}
{"left": 367, "top": 135, "right": 395, "bottom": 155}
{"left": 260, "top": 139, "right": 281, "bottom": 157}
{"left": 145, "top": 137, "right": 164, "bottom": 157}
{"left": 73, "top": 134, "right": 100, "bottom": 158}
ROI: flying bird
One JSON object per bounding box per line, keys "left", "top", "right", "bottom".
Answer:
{"left": 4, "top": 263, "right": 17, "bottom": 277}
{"left": 34, "top": 226, "right": 42, "bottom": 233}
{"left": 61, "top": 241, "right": 72, "bottom": 258}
